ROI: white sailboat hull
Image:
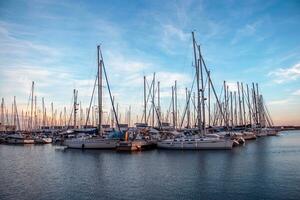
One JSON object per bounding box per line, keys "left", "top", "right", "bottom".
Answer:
{"left": 157, "top": 139, "right": 233, "bottom": 150}
{"left": 35, "top": 137, "right": 52, "bottom": 144}
{"left": 6, "top": 138, "right": 35, "bottom": 144}
{"left": 64, "top": 138, "right": 118, "bottom": 149}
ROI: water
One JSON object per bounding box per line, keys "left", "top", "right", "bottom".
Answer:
{"left": 1, "top": 131, "right": 300, "bottom": 200}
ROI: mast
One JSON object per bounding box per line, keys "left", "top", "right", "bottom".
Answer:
{"left": 14, "top": 96, "right": 20, "bottom": 130}
{"left": 158, "top": 81, "right": 161, "bottom": 123}
{"left": 172, "top": 86, "right": 175, "bottom": 128}
{"left": 30, "top": 81, "right": 34, "bottom": 131}
{"left": 223, "top": 81, "right": 227, "bottom": 126}
{"left": 152, "top": 73, "right": 155, "bottom": 127}
{"left": 234, "top": 91, "right": 237, "bottom": 126}
{"left": 208, "top": 71, "right": 211, "bottom": 127}
{"left": 230, "top": 91, "right": 233, "bottom": 127}
{"left": 198, "top": 45, "right": 205, "bottom": 134}
{"left": 144, "top": 76, "right": 147, "bottom": 124}
{"left": 34, "top": 96, "right": 37, "bottom": 129}
{"left": 0, "top": 99, "right": 3, "bottom": 125}
{"left": 241, "top": 83, "right": 246, "bottom": 126}
{"left": 174, "top": 80, "right": 177, "bottom": 129}
{"left": 97, "top": 45, "right": 103, "bottom": 134}
{"left": 252, "top": 83, "right": 258, "bottom": 126}
{"left": 246, "top": 84, "right": 252, "bottom": 125}
{"left": 64, "top": 106, "right": 67, "bottom": 127}
{"left": 42, "top": 98, "right": 45, "bottom": 126}
{"left": 73, "top": 90, "right": 78, "bottom": 128}
{"left": 237, "top": 82, "right": 242, "bottom": 125}
{"left": 256, "top": 83, "right": 260, "bottom": 127}
{"left": 192, "top": 32, "right": 201, "bottom": 132}
{"left": 51, "top": 102, "right": 54, "bottom": 128}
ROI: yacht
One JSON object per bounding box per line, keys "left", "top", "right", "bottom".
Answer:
{"left": 64, "top": 135, "right": 118, "bottom": 149}
{"left": 34, "top": 136, "right": 53, "bottom": 144}
{"left": 64, "top": 45, "right": 121, "bottom": 149}
{"left": 157, "top": 135, "right": 234, "bottom": 150}
{"left": 6, "top": 134, "right": 35, "bottom": 144}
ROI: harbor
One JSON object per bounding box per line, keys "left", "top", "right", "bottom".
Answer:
{"left": 0, "top": 33, "right": 287, "bottom": 151}
{"left": 1, "top": 0, "right": 300, "bottom": 199}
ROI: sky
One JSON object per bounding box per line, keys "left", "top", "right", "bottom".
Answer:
{"left": 0, "top": 0, "right": 299, "bottom": 125}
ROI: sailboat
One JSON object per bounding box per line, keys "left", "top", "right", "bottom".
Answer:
{"left": 6, "top": 133, "right": 35, "bottom": 144}
{"left": 65, "top": 45, "right": 121, "bottom": 149}
{"left": 157, "top": 32, "right": 234, "bottom": 150}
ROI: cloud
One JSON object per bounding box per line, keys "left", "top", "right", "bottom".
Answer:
{"left": 292, "top": 89, "right": 300, "bottom": 96}
{"left": 268, "top": 99, "right": 290, "bottom": 105}
{"left": 268, "top": 62, "right": 300, "bottom": 83}
{"left": 159, "top": 24, "right": 190, "bottom": 54}
{"left": 231, "top": 20, "right": 263, "bottom": 45}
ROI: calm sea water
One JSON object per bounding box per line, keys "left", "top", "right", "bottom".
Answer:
{"left": 1, "top": 131, "right": 300, "bottom": 200}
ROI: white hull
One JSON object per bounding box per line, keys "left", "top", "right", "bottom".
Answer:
{"left": 242, "top": 132, "right": 257, "bottom": 140}
{"left": 6, "top": 138, "right": 35, "bottom": 144}
{"left": 64, "top": 138, "right": 118, "bottom": 149}
{"left": 157, "top": 139, "right": 233, "bottom": 150}
{"left": 35, "top": 137, "right": 52, "bottom": 144}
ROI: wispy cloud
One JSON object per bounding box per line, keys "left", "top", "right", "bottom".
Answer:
{"left": 292, "top": 89, "right": 300, "bottom": 96}
{"left": 268, "top": 62, "right": 300, "bottom": 84}
{"left": 268, "top": 98, "right": 291, "bottom": 105}
{"left": 231, "top": 20, "right": 263, "bottom": 45}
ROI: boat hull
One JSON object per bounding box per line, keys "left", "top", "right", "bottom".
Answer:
{"left": 6, "top": 138, "right": 35, "bottom": 144}
{"left": 157, "top": 139, "right": 233, "bottom": 150}
{"left": 64, "top": 138, "right": 118, "bottom": 149}
{"left": 116, "top": 140, "right": 156, "bottom": 151}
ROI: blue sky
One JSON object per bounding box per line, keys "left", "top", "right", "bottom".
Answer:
{"left": 0, "top": 0, "right": 299, "bottom": 125}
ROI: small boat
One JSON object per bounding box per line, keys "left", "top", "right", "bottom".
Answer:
{"left": 242, "top": 131, "right": 257, "bottom": 140}
{"left": 116, "top": 140, "right": 156, "bottom": 151}
{"left": 6, "top": 134, "right": 35, "bottom": 144}
{"left": 64, "top": 134, "right": 118, "bottom": 149}
{"left": 34, "top": 136, "right": 52, "bottom": 144}
{"left": 157, "top": 135, "right": 234, "bottom": 150}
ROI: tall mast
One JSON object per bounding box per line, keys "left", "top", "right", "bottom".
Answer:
{"left": 52, "top": 102, "right": 54, "bottom": 128}
{"left": 144, "top": 76, "right": 147, "bottom": 124}
{"left": 252, "top": 83, "right": 258, "bottom": 125}
{"left": 223, "top": 81, "right": 227, "bottom": 126}
{"left": 0, "top": 99, "right": 2, "bottom": 125}
{"left": 64, "top": 107, "right": 67, "bottom": 127}
{"left": 72, "top": 90, "right": 77, "bottom": 128}
{"left": 230, "top": 91, "right": 233, "bottom": 127}
{"left": 192, "top": 32, "right": 201, "bottom": 132}
{"left": 42, "top": 97, "right": 45, "bottom": 126}
{"left": 158, "top": 81, "right": 161, "bottom": 123}
{"left": 174, "top": 80, "right": 177, "bottom": 129}
{"left": 256, "top": 83, "right": 260, "bottom": 127}
{"left": 111, "top": 97, "right": 115, "bottom": 127}
{"left": 208, "top": 71, "right": 211, "bottom": 127}
{"left": 198, "top": 45, "right": 205, "bottom": 135}
{"left": 237, "top": 82, "right": 242, "bottom": 125}
{"left": 30, "top": 81, "right": 34, "bottom": 130}
{"left": 14, "top": 96, "right": 20, "bottom": 130}
{"left": 152, "top": 73, "right": 155, "bottom": 127}
{"left": 13, "top": 97, "right": 16, "bottom": 127}
{"left": 172, "top": 86, "right": 175, "bottom": 128}
{"left": 97, "top": 45, "right": 103, "bottom": 135}
{"left": 234, "top": 91, "right": 237, "bottom": 126}
{"left": 241, "top": 83, "right": 246, "bottom": 126}
{"left": 34, "top": 96, "right": 37, "bottom": 129}
{"left": 246, "top": 84, "right": 252, "bottom": 125}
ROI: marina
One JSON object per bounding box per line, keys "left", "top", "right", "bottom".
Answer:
{"left": 1, "top": 0, "right": 300, "bottom": 199}
{"left": 0, "top": 32, "right": 287, "bottom": 151}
